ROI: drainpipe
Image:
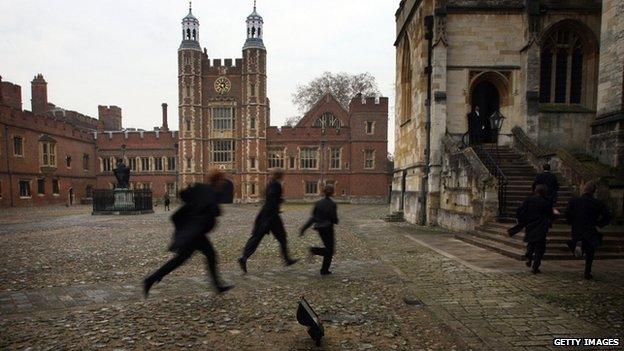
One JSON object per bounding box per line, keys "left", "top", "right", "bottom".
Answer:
{"left": 4, "top": 124, "right": 14, "bottom": 206}
{"left": 420, "top": 15, "right": 434, "bottom": 225}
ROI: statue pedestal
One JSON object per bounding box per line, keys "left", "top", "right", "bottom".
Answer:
{"left": 113, "top": 188, "right": 135, "bottom": 211}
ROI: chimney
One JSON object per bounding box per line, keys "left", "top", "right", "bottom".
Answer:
{"left": 31, "top": 73, "right": 48, "bottom": 115}
{"left": 161, "top": 103, "right": 169, "bottom": 131}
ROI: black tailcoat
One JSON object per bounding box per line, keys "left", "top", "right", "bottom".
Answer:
{"left": 516, "top": 195, "right": 554, "bottom": 243}
{"left": 169, "top": 184, "right": 220, "bottom": 252}
{"left": 565, "top": 194, "right": 612, "bottom": 243}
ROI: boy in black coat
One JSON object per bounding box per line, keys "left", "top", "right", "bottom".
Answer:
{"left": 238, "top": 169, "right": 298, "bottom": 273}
{"left": 565, "top": 182, "right": 612, "bottom": 279}
{"left": 143, "top": 170, "right": 233, "bottom": 297}
{"left": 532, "top": 164, "right": 559, "bottom": 208}
{"left": 300, "top": 185, "right": 339, "bottom": 275}
{"left": 511, "top": 184, "right": 554, "bottom": 274}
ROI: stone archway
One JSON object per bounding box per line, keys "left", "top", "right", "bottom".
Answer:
{"left": 469, "top": 71, "right": 509, "bottom": 144}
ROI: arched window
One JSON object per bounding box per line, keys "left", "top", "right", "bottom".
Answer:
{"left": 539, "top": 24, "right": 590, "bottom": 104}
{"left": 314, "top": 113, "right": 341, "bottom": 129}
{"left": 400, "top": 37, "right": 412, "bottom": 122}
{"left": 186, "top": 28, "right": 191, "bottom": 40}
{"left": 192, "top": 29, "right": 196, "bottom": 40}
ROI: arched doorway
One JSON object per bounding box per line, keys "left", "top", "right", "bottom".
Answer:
{"left": 470, "top": 81, "right": 500, "bottom": 144}
{"left": 219, "top": 179, "right": 234, "bottom": 204}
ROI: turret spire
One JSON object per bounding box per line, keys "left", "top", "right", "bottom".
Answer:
{"left": 244, "top": 0, "right": 265, "bottom": 50}
{"left": 180, "top": 2, "right": 201, "bottom": 50}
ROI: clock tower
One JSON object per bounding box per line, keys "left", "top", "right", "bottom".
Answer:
{"left": 177, "top": 1, "right": 269, "bottom": 202}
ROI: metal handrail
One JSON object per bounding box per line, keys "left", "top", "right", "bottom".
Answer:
{"left": 475, "top": 145, "right": 509, "bottom": 218}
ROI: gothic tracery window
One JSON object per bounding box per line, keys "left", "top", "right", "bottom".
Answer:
{"left": 539, "top": 26, "right": 587, "bottom": 104}
{"left": 314, "top": 113, "right": 341, "bottom": 129}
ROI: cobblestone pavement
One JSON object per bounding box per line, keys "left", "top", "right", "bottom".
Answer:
{"left": 0, "top": 204, "right": 622, "bottom": 350}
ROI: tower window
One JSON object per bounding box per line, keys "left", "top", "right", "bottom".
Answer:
{"left": 186, "top": 157, "right": 192, "bottom": 171}
{"left": 364, "top": 149, "right": 375, "bottom": 169}
{"left": 258, "top": 27, "right": 261, "bottom": 37}
{"left": 251, "top": 83, "right": 256, "bottom": 96}
{"left": 212, "top": 140, "right": 235, "bottom": 163}
{"left": 185, "top": 118, "right": 191, "bottom": 131}
{"left": 186, "top": 28, "right": 191, "bottom": 40}
{"left": 250, "top": 117, "right": 256, "bottom": 130}
{"left": 212, "top": 107, "right": 235, "bottom": 130}
{"left": 192, "top": 29, "right": 196, "bottom": 41}
{"left": 366, "top": 121, "right": 375, "bottom": 135}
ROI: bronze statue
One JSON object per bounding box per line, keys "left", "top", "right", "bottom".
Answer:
{"left": 113, "top": 159, "right": 130, "bottom": 189}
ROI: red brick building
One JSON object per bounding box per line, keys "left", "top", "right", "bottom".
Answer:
{"left": 0, "top": 75, "right": 178, "bottom": 207}
{"left": 0, "top": 76, "right": 98, "bottom": 207}
{"left": 0, "top": 3, "right": 389, "bottom": 207}
{"left": 177, "top": 3, "right": 389, "bottom": 203}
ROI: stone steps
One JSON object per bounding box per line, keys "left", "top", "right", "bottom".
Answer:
{"left": 454, "top": 233, "right": 624, "bottom": 260}
{"left": 462, "top": 145, "right": 624, "bottom": 260}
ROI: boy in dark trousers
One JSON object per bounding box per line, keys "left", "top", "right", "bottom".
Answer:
{"left": 565, "top": 182, "right": 612, "bottom": 279}
{"left": 143, "top": 170, "right": 233, "bottom": 297}
{"left": 300, "top": 185, "right": 339, "bottom": 275}
{"left": 510, "top": 184, "right": 554, "bottom": 274}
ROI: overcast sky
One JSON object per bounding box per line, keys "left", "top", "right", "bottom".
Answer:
{"left": 0, "top": 0, "right": 397, "bottom": 152}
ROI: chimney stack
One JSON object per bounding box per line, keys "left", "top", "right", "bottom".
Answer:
{"left": 31, "top": 73, "right": 48, "bottom": 115}
{"left": 161, "top": 103, "right": 169, "bottom": 131}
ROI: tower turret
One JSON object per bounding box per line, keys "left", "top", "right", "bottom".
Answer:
{"left": 180, "top": 2, "right": 201, "bottom": 51}
{"left": 243, "top": 0, "right": 265, "bottom": 50}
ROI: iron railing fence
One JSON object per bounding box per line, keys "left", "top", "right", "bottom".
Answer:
{"left": 93, "top": 189, "right": 153, "bottom": 213}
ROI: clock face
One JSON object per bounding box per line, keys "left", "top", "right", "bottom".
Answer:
{"left": 214, "top": 76, "right": 231, "bottom": 94}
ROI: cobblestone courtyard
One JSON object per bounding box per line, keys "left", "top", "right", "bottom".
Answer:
{"left": 1, "top": 204, "right": 623, "bottom": 350}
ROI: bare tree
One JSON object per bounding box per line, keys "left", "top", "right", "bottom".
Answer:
{"left": 291, "top": 72, "right": 380, "bottom": 124}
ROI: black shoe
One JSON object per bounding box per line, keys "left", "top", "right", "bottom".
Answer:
{"left": 320, "top": 270, "right": 332, "bottom": 276}
{"left": 532, "top": 268, "right": 541, "bottom": 274}
{"left": 143, "top": 278, "right": 156, "bottom": 299}
{"left": 285, "top": 258, "right": 299, "bottom": 267}
{"left": 525, "top": 259, "right": 532, "bottom": 268}
{"left": 584, "top": 273, "right": 593, "bottom": 280}
{"left": 215, "top": 285, "right": 234, "bottom": 294}
{"left": 238, "top": 257, "right": 247, "bottom": 274}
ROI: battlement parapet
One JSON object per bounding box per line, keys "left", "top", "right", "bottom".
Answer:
{"left": 0, "top": 105, "right": 95, "bottom": 142}
{"left": 348, "top": 96, "right": 389, "bottom": 112}
{"left": 94, "top": 129, "right": 178, "bottom": 149}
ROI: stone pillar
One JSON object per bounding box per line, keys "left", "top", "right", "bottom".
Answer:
{"left": 427, "top": 3, "right": 448, "bottom": 225}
